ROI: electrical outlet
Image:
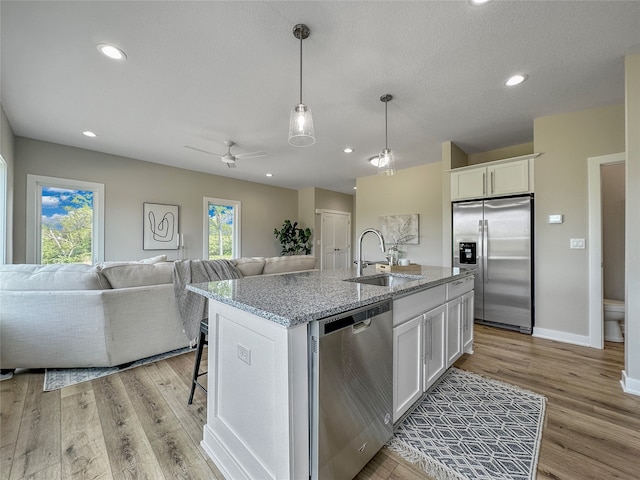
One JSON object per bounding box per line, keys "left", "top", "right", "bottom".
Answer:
{"left": 570, "top": 238, "right": 586, "bottom": 249}
{"left": 237, "top": 344, "right": 251, "bottom": 365}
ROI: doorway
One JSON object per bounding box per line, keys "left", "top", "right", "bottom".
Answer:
{"left": 588, "top": 152, "right": 625, "bottom": 349}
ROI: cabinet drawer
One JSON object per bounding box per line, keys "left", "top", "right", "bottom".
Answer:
{"left": 393, "top": 285, "right": 446, "bottom": 326}
{"left": 446, "top": 275, "right": 474, "bottom": 300}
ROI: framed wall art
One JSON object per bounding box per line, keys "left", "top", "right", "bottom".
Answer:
{"left": 143, "top": 202, "right": 179, "bottom": 250}
{"left": 380, "top": 213, "right": 419, "bottom": 245}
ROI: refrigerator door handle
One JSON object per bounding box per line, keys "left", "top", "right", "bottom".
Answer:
{"left": 483, "top": 219, "right": 489, "bottom": 283}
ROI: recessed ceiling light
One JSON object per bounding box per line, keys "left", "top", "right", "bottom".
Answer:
{"left": 97, "top": 43, "right": 127, "bottom": 61}
{"left": 343, "top": 147, "right": 354, "bottom": 153}
{"left": 505, "top": 74, "right": 528, "bottom": 87}
{"left": 353, "top": 186, "right": 357, "bottom": 190}
{"left": 369, "top": 155, "right": 381, "bottom": 167}
{"left": 469, "top": 0, "right": 492, "bottom": 6}
{"left": 82, "top": 131, "right": 98, "bottom": 137}
{"left": 265, "top": 173, "right": 273, "bottom": 177}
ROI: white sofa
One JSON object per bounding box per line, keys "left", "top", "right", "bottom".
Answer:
{"left": 0, "top": 255, "right": 316, "bottom": 370}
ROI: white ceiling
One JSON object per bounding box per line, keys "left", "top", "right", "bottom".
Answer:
{"left": 2, "top": 1, "right": 639, "bottom": 195}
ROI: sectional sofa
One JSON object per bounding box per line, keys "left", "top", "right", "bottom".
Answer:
{"left": 0, "top": 255, "right": 317, "bottom": 371}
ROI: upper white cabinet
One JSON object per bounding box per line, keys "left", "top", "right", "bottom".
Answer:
{"left": 450, "top": 153, "right": 540, "bottom": 201}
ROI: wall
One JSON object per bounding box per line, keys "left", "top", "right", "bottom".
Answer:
{"left": 467, "top": 142, "right": 534, "bottom": 165}
{"left": 601, "top": 163, "right": 625, "bottom": 301}
{"left": 356, "top": 163, "right": 443, "bottom": 266}
{"left": 12, "top": 138, "right": 299, "bottom": 262}
{"left": 534, "top": 104, "right": 625, "bottom": 339}
{"left": 0, "top": 105, "right": 15, "bottom": 263}
{"left": 624, "top": 53, "right": 640, "bottom": 393}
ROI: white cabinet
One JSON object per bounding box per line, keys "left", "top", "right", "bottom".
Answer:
{"left": 446, "top": 298, "right": 463, "bottom": 366}
{"left": 392, "top": 314, "right": 423, "bottom": 422}
{"left": 461, "top": 290, "right": 474, "bottom": 354}
{"left": 392, "top": 277, "right": 474, "bottom": 422}
{"left": 450, "top": 154, "right": 539, "bottom": 201}
{"left": 423, "top": 304, "right": 446, "bottom": 389}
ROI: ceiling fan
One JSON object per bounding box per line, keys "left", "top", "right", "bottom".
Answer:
{"left": 185, "top": 140, "right": 266, "bottom": 168}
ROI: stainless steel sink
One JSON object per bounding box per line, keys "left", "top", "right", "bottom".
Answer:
{"left": 344, "top": 273, "right": 422, "bottom": 287}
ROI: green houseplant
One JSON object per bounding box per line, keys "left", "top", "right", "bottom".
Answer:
{"left": 274, "top": 220, "right": 313, "bottom": 256}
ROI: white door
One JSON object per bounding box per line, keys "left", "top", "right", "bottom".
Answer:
{"left": 446, "top": 298, "right": 463, "bottom": 366}
{"left": 320, "top": 211, "right": 351, "bottom": 270}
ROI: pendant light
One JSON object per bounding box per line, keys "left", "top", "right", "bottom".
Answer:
{"left": 288, "top": 24, "right": 315, "bottom": 147}
{"left": 378, "top": 94, "right": 396, "bottom": 176}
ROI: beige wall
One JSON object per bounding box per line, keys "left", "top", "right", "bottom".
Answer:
{"left": 534, "top": 104, "right": 625, "bottom": 337}
{"left": 467, "top": 142, "right": 534, "bottom": 165}
{"left": 13, "top": 137, "right": 299, "bottom": 262}
{"left": 355, "top": 163, "right": 443, "bottom": 266}
{"left": 601, "top": 163, "right": 625, "bottom": 301}
{"left": 624, "top": 53, "right": 640, "bottom": 391}
{"left": 0, "top": 105, "right": 15, "bottom": 263}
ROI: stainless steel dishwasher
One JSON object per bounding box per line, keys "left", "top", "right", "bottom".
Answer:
{"left": 309, "top": 300, "right": 393, "bottom": 480}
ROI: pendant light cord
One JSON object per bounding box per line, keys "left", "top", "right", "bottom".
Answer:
{"left": 385, "top": 99, "right": 388, "bottom": 150}
{"left": 299, "top": 32, "right": 303, "bottom": 105}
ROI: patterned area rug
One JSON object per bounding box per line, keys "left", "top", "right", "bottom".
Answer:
{"left": 387, "top": 368, "right": 546, "bottom": 480}
{"left": 43, "top": 346, "right": 193, "bottom": 391}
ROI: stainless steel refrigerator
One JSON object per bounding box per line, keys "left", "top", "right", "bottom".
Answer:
{"left": 452, "top": 195, "right": 533, "bottom": 334}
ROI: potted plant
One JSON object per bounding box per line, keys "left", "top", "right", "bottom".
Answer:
{"left": 274, "top": 220, "right": 313, "bottom": 256}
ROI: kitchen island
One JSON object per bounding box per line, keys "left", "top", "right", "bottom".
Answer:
{"left": 187, "top": 266, "right": 472, "bottom": 480}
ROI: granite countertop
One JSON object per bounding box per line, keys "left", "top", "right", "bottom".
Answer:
{"left": 187, "top": 266, "right": 472, "bottom": 328}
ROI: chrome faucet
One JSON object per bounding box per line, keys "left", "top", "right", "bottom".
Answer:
{"left": 356, "top": 228, "right": 386, "bottom": 276}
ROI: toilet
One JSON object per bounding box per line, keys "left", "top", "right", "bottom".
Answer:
{"left": 604, "top": 298, "right": 625, "bottom": 342}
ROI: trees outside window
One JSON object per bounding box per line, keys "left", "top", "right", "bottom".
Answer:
{"left": 27, "top": 175, "right": 104, "bottom": 264}
{"left": 204, "top": 197, "right": 240, "bottom": 260}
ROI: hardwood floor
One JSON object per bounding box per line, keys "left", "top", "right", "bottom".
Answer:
{"left": 1, "top": 324, "right": 638, "bottom": 479}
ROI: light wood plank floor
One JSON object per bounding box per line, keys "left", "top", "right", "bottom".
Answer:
{"left": 2, "top": 325, "right": 639, "bottom": 479}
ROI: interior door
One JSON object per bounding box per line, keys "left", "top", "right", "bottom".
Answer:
{"left": 321, "top": 211, "right": 351, "bottom": 270}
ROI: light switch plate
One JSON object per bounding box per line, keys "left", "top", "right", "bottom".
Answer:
{"left": 570, "top": 238, "right": 586, "bottom": 249}
{"left": 549, "top": 214, "right": 564, "bottom": 224}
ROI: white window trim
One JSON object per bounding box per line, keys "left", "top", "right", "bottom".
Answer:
{"left": 26, "top": 174, "right": 105, "bottom": 264}
{"left": 203, "top": 196, "right": 241, "bottom": 260}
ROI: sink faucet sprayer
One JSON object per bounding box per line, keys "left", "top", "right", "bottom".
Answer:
{"left": 356, "top": 228, "right": 386, "bottom": 276}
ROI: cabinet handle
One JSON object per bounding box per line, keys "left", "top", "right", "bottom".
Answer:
{"left": 482, "top": 172, "right": 486, "bottom": 195}
{"left": 424, "top": 316, "right": 432, "bottom": 360}
{"left": 490, "top": 171, "right": 495, "bottom": 193}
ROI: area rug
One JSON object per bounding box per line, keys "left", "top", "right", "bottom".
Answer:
{"left": 43, "top": 346, "right": 193, "bottom": 391}
{"left": 387, "top": 368, "right": 546, "bottom": 480}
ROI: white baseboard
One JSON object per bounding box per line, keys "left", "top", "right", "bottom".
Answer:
{"left": 621, "top": 370, "right": 640, "bottom": 397}
{"left": 532, "top": 327, "right": 591, "bottom": 347}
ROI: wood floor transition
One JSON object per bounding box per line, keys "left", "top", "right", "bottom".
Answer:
{"left": 1, "top": 324, "right": 638, "bottom": 479}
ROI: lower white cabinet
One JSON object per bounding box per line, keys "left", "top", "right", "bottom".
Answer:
{"left": 461, "top": 290, "right": 474, "bottom": 353}
{"left": 392, "top": 314, "right": 423, "bottom": 422}
{"left": 446, "top": 298, "right": 463, "bottom": 366}
{"left": 423, "top": 304, "right": 446, "bottom": 390}
{"left": 392, "top": 277, "right": 475, "bottom": 423}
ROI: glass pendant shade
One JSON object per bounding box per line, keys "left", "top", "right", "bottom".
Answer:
{"left": 288, "top": 103, "right": 315, "bottom": 147}
{"left": 377, "top": 148, "right": 396, "bottom": 176}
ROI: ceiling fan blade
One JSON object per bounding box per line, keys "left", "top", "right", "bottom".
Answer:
{"left": 235, "top": 151, "right": 267, "bottom": 159}
{"left": 184, "top": 145, "right": 225, "bottom": 157}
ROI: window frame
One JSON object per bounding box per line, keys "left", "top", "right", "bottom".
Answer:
{"left": 203, "top": 196, "right": 241, "bottom": 260}
{"left": 26, "top": 174, "right": 105, "bottom": 264}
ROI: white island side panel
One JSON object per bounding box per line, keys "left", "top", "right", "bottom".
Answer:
{"left": 201, "top": 299, "right": 309, "bottom": 480}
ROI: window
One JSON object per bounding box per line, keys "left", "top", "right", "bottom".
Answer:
{"left": 203, "top": 197, "right": 240, "bottom": 260}
{"left": 27, "top": 175, "right": 104, "bottom": 264}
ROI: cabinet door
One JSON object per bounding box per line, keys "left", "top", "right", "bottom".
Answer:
{"left": 423, "top": 304, "right": 447, "bottom": 391}
{"left": 488, "top": 159, "right": 529, "bottom": 196}
{"left": 446, "top": 298, "right": 463, "bottom": 366}
{"left": 451, "top": 168, "right": 486, "bottom": 200}
{"left": 392, "top": 315, "right": 423, "bottom": 422}
{"left": 461, "top": 290, "right": 474, "bottom": 353}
